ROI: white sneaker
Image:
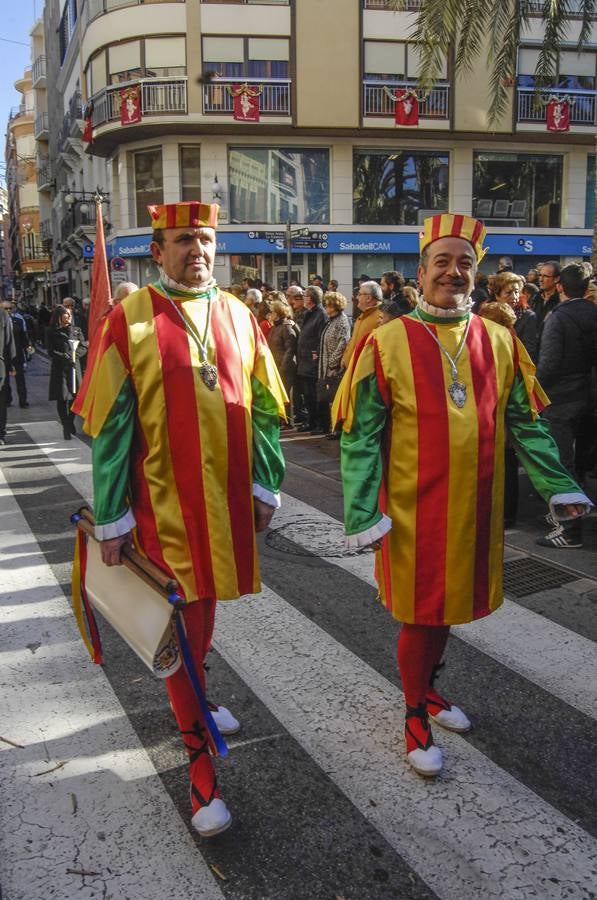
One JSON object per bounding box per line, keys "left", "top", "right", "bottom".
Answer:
{"left": 191, "top": 798, "right": 232, "bottom": 837}
{"left": 210, "top": 705, "right": 241, "bottom": 735}
{"left": 429, "top": 705, "right": 471, "bottom": 733}
{"left": 407, "top": 745, "right": 443, "bottom": 777}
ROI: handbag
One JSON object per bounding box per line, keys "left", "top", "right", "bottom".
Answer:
{"left": 316, "top": 373, "right": 341, "bottom": 403}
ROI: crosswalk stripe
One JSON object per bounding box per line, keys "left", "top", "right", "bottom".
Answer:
{"left": 213, "top": 586, "right": 597, "bottom": 899}
{"left": 0, "top": 467, "right": 224, "bottom": 900}
{"left": 273, "top": 493, "right": 597, "bottom": 722}
{"left": 19, "top": 421, "right": 597, "bottom": 896}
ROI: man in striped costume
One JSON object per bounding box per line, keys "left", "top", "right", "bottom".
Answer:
{"left": 334, "top": 214, "right": 591, "bottom": 777}
{"left": 76, "top": 201, "right": 286, "bottom": 835}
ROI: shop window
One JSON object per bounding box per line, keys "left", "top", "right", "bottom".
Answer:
{"left": 473, "top": 152, "right": 563, "bottom": 228}
{"left": 202, "top": 36, "right": 289, "bottom": 80}
{"left": 180, "top": 146, "right": 201, "bottom": 202}
{"left": 134, "top": 148, "right": 163, "bottom": 226}
{"left": 353, "top": 150, "right": 449, "bottom": 226}
{"left": 229, "top": 147, "right": 329, "bottom": 224}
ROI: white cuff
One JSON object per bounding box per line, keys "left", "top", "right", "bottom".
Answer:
{"left": 345, "top": 513, "right": 392, "bottom": 550}
{"left": 95, "top": 508, "right": 136, "bottom": 540}
{"left": 252, "top": 482, "right": 281, "bottom": 509}
{"left": 549, "top": 492, "right": 593, "bottom": 521}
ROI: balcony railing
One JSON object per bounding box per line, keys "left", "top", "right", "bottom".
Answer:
{"left": 32, "top": 55, "right": 47, "bottom": 85}
{"left": 37, "top": 158, "right": 53, "bottom": 190}
{"left": 34, "top": 112, "right": 49, "bottom": 138}
{"left": 517, "top": 86, "right": 597, "bottom": 127}
{"left": 524, "top": 0, "right": 594, "bottom": 14}
{"left": 363, "top": 80, "right": 450, "bottom": 119}
{"left": 203, "top": 78, "right": 291, "bottom": 116}
{"left": 69, "top": 90, "right": 83, "bottom": 121}
{"left": 363, "top": 0, "right": 423, "bottom": 9}
{"left": 81, "top": 0, "right": 185, "bottom": 28}
{"left": 41, "top": 220, "right": 53, "bottom": 241}
{"left": 9, "top": 105, "right": 33, "bottom": 121}
{"left": 91, "top": 77, "right": 188, "bottom": 127}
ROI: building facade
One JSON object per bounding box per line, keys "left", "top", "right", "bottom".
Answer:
{"left": 32, "top": 0, "right": 597, "bottom": 297}
{"left": 5, "top": 64, "right": 52, "bottom": 306}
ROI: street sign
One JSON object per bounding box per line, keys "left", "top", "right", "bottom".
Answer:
{"left": 110, "top": 256, "right": 127, "bottom": 271}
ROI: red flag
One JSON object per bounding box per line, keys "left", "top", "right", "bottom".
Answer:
{"left": 120, "top": 85, "right": 142, "bottom": 126}
{"left": 232, "top": 85, "right": 260, "bottom": 122}
{"left": 546, "top": 98, "right": 570, "bottom": 132}
{"left": 71, "top": 199, "right": 112, "bottom": 416}
{"left": 395, "top": 92, "right": 419, "bottom": 127}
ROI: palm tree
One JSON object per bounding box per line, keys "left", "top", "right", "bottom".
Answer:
{"left": 390, "top": 0, "right": 597, "bottom": 264}
{"left": 390, "top": 0, "right": 596, "bottom": 125}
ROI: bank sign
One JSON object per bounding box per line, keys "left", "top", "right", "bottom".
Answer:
{"left": 107, "top": 231, "right": 593, "bottom": 258}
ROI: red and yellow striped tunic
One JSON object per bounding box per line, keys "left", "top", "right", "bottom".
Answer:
{"left": 76, "top": 283, "right": 287, "bottom": 603}
{"left": 334, "top": 310, "right": 580, "bottom": 626}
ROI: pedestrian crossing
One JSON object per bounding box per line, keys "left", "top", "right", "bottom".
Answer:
{"left": 1, "top": 421, "right": 596, "bottom": 900}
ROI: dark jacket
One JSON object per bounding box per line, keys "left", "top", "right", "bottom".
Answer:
{"left": 297, "top": 304, "right": 327, "bottom": 378}
{"left": 267, "top": 317, "right": 298, "bottom": 389}
{"left": 0, "top": 310, "right": 16, "bottom": 387}
{"left": 514, "top": 308, "right": 538, "bottom": 361}
{"left": 10, "top": 313, "right": 30, "bottom": 367}
{"left": 48, "top": 325, "right": 88, "bottom": 401}
{"left": 530, "top": 290, "right": 560, "bottom": 331}
{"left": 536, "top": 298, "right": 597, "bottom": 404}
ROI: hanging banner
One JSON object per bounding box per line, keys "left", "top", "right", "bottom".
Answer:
{"left": 546, "top": 98, "right": 570, "bottom": 132}
{"left": 395, "top": 92, "right": 419, "bottom": 127}
{"left": 230, "top": 84, "right": 261, "bottom": 122}
{"left": 120, "top": 85, "right": 142, "bottom": 126}
{"left": 82, "top": 99, "right": 94, "bottom": 144}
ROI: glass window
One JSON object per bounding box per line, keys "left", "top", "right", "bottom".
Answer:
{"left": 518, "top": 47, "right": 596, "bottom": 90}
{"left": 109, "top": 41, "right": 142, "bottom": 84}
{"left": 473, "top": 152, "right": 563, "bottom": 228}
{"left": 202, "top": 37, "right": 289, "bottom": 79}
{"left": 180, "top": 146, "right": 201, "bottom": 202}
{"left": 229, "top": 148, "right": 330, "bottom": 224}
{"left": 353, "top": 150, "right": 449, "bottom": 226}
{"left": 364, "top": 41, "right": 446, "bottom": 80}
{"left": 134, "top": 148, "right": 163, "bottom": 226}
{"left": 145, "top": 37, "right": 186, "bottom": 78}
{"left": 586, "top": 154, "right": 595, "bottom": 229}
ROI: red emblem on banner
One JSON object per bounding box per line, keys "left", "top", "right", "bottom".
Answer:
{"left": 546, "top": 98, "right": 570, "bottom": 132}
{"left": 120, "top": 85, "right": 142, "bottom": 126}
{"left": 395, "top": 92, "right": 419, "bottom": 127}
{"left": 231, "top": 84, "right": 261, "bottom": 122}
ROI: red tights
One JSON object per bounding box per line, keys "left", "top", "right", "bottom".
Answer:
{"left": 166, "top": 598, "right": 219, "bottom": 813}
{"left": 397, "top": 623, "right": 450, "bottom": 751}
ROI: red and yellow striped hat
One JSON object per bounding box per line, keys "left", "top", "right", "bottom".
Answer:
{"left": 148, "top": 202, "right": 219, "bottom": 230}
{"left": 420, "top": 213, "right": 488, "bottom": 262}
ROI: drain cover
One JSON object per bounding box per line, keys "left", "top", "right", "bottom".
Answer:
{"left": 265, "top": 520, "right": 371, "bottom": 558}
{"left": 503, "top": 557, "right": 578, "bottom": 597}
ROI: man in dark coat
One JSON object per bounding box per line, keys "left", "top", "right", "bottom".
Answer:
{"left": 0, "top": 307, "right": 16, "bottom": 445}
{"left": 2, "top": 302, "right": 31, "bottom": 408}
{"left": 296, "top": 285, "right": 327, "bottom": 432}
{"left": 537, "top": 262, "right": 597, "bottom": 548}
{"left": 531, "top": 260, "right": 561, "bottom": 343}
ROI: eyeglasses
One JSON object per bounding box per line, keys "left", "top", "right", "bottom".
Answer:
{"left": 539, "top": 274, "right": 554, "bottom": 280}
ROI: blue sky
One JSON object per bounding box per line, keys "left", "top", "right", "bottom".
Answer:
{"left": 1, "top": 3, "right": 39, "bottom": 185}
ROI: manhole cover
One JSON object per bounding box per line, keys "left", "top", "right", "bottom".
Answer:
{"left": 266, "top": 520, "right": 371, "bottom": 558}
{"left": 503, "top": 557, "right": 578, "bottom": 597}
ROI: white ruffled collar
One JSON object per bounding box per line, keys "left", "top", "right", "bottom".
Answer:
{"left": 417, "top": 295, "right": 472, "bottom": 319}
{"left": 159, "top": 269, "right": 217, "bottom": 297}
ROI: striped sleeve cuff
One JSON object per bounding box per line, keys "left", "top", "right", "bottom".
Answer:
{"left": 95, "top": 507, "right": 136, "bottom": 541}
{"left": 345, "top": 513, "right": 392, "bottom": 550}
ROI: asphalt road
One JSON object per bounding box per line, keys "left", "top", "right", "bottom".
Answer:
{"left": 1, "top": 354, "right": 596, "bottom": 900}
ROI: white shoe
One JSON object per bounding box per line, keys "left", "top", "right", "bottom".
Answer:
{"left": 429, "top": 704, "right": 471, "bottom": 733}
{"left": 407, "top": 745, "right": 443, "bottom": 777}
{"left": 210, "top": 705, "right": 241, "bottom": 735}
{"left": 191, "top": 798, "right": 232, "bottom": 837}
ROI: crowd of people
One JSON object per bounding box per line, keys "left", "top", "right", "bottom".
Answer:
{"left": 0, "top": 282, "right": 139, "bottom": 446}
